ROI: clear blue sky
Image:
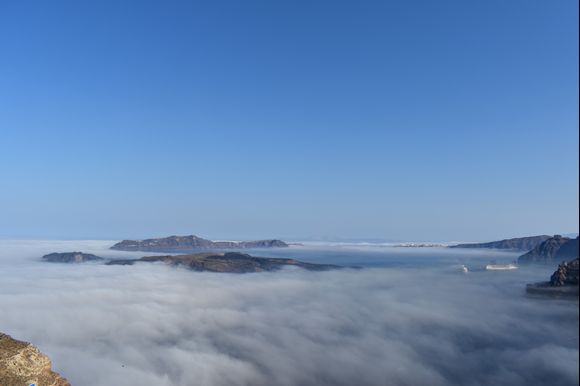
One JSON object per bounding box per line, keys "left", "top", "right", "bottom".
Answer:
{"left": 0, "top": 0, "right": 578, "bottom": 241}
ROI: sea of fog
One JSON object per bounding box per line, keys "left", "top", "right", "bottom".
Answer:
{"left": 0, "top": 240, "right": 578, "bottom": 386}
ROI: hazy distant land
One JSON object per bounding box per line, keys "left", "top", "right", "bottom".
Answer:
{"left": 449, "top": 235, "right": 551, "bottom": 251}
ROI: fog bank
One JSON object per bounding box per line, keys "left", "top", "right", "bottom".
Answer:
{"left": 0, "top": 240, "right": 578, "bottom": 386}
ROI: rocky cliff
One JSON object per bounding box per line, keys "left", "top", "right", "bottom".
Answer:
{"left": 518, "top": 235, "right": 579, "bottom": 263}
{"left": 449, "top": 235, "right": 550, "bottom": 251}
{"left": 0, "top": 333, "right": 70, "bottom": 386}
{"left": 549, "top": 257, "right": 579, "bottom": 287}
{"left": 107, "top": 252, "right": 339, "bottom": 273}
{"left": 526, "top": 257, "right": 579, "bottom": 297}
{"left": 42, "top": 252, "right": 104, "bottom": 263}
{"left": 110, "top": 235, "right": 289, "bottom": 252}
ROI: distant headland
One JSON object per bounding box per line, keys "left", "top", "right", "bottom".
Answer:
{"left": 518, "top": 235, "right": 579, "bottom": 264}
{"left": 449, "top": 235, "right": 551, "bottom": 251}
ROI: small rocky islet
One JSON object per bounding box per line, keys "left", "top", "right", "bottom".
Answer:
{"left": 42, "top": 252, "right": 104, "bottom": 263}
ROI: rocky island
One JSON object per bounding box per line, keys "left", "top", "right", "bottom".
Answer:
{"left": 518, "top": 235, "right": 579, "bottom": 264}
{"left": 110, "top": 235, "right": 289, "bottom": 252}
{"left": 107, "top": 252, "right": 340, "bottom": 273}
{"left": 449, "top": 235, "right": 550, "bottom": 251}
{"left": 0, "top": 332, "right": 70, "bottom": 386}
{"left": 42, "top": 252, "right": 104, "bottom": 263}
{"left": 526, "top": 257, "right": 579, "bottom": 297}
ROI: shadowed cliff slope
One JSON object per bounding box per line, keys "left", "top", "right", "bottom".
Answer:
{"left": 518, "top": 235, "right": 579, "bottom": 263}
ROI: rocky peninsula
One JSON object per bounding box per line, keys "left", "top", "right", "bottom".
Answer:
{"left": 0, "top": 333, "right": 70, "bottom": 386}
{"left": 110, "top": 235, "right": 289, "bottom": 252}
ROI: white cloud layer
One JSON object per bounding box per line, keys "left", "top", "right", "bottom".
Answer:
{"left": 0, "top": 240, "right": 578, "bottom": 386}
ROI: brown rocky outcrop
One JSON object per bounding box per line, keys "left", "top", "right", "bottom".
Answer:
{"left": 549, "top": 257, "right": 579, "bottom": 287}
{"left": 0, "top": 333, "right": 70, "bottom": 386}
{"left": 526, "top": 257, "right": 579, "bottom": 297}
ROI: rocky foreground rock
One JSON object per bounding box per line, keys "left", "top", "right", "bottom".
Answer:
{"left": 110, "top": 235, "right": 289, "bottom": 252}
{"left": 526, "top": 257, "right": 579, "bottom": 297}
{"left": 42, "top": 252, "right": 104, "bottom": 263}
{"left": 0, "top": 333, "right": 70, "bottom": 386}
{"left": 107, "top": 252, "right": 339, "bottom": 273}
{"left": 449, "top": 235, "right": 550, "bottom": 251}
{"left": 518, "top": 235, "right": 579, "bottom": 264}
{"left": 549, "top": 257, "right": 580, "bottom": 287}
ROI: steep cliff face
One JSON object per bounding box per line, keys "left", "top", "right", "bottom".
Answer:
{"left": 526, "top": 257, "right": 580, "bottom": 297}
{"left": 550, "top": 258, "right": 580, "bottom": 287}
{"left": 518, "top": 235, "right": 579, "bottom": 263}
{"left": 0, "top": 333, "right": 70, "bottom": 386}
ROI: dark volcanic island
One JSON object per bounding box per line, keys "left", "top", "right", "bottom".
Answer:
{"left": 41, "top": 250, "right": 340, "bottom": 273}
{"left": 107, "top": 252, "right": 340, "bottom": 273}
{"left": 111, "top": 234, "right": 289, "bottom": 252}
{"left": 42, "top": 252, "right": 104, "bottom": 263}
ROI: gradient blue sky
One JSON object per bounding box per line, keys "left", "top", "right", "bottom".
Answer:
{"left": 0, "top": 0, "right": 578, "bottom": 241}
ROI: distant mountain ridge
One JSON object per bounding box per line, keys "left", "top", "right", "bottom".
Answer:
{"left": 449, "top": 235, "right": 551, "bottom": 251}
{"left": 111, "top": 235, "right": 289, "bottom": 252}
{"left": 518, "top": 235, "right": 579, "bottom": 264}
